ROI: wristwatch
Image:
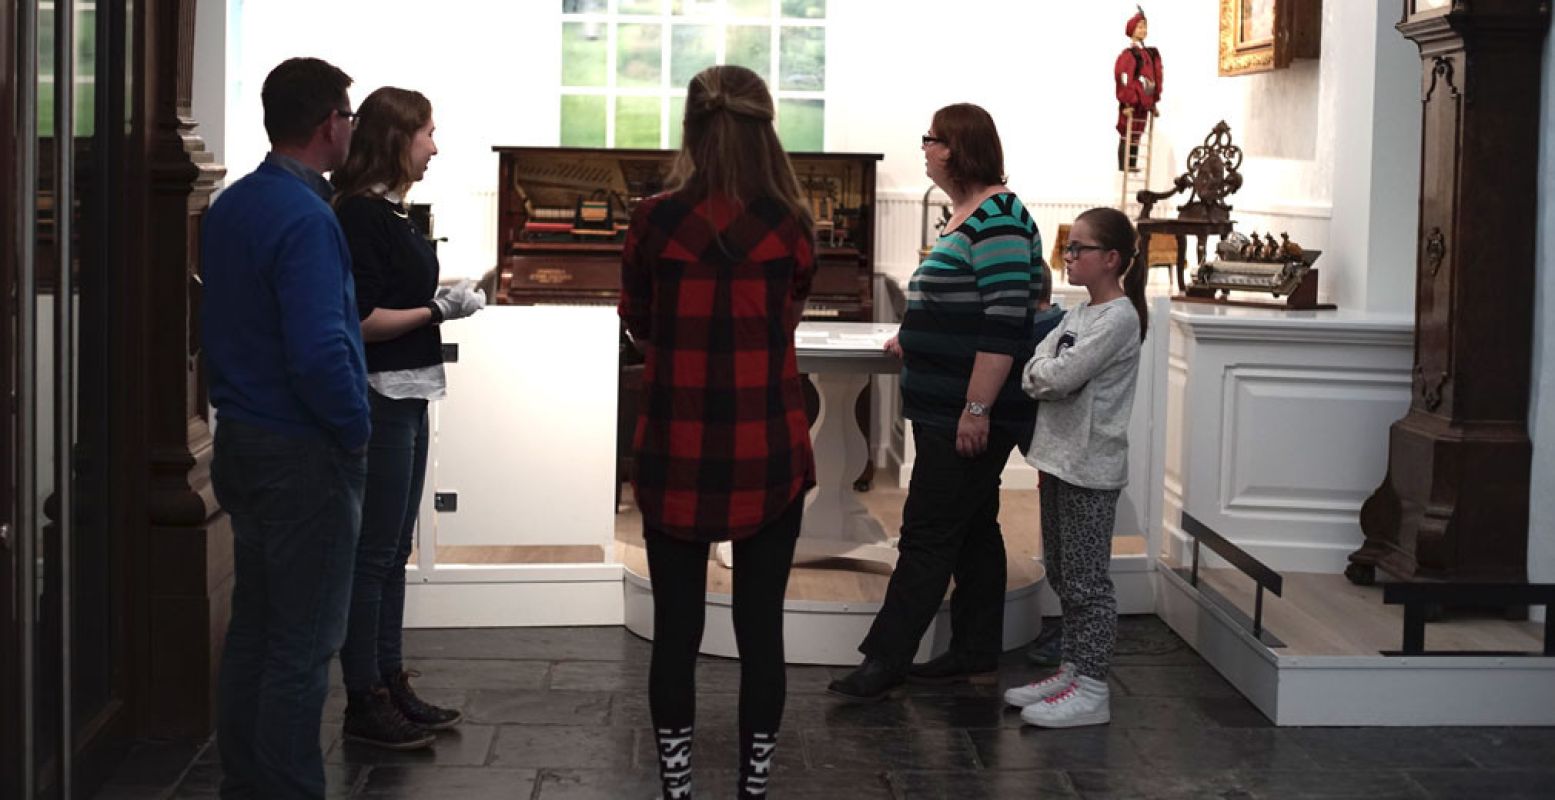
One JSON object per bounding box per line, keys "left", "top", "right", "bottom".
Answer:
{"left": 965, "top": 400, "right": 989, "bottom": 418}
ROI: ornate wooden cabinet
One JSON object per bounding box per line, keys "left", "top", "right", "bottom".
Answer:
{"left": 1349, "top": 0, "right": 1550, "bottom": 584}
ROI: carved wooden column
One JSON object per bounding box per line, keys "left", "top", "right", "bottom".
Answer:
{"left": 129, "top": 0, "right": 227, "bottom": 736}
{"left": 1349, "top": 0, "right": 1549, "bottom": 585}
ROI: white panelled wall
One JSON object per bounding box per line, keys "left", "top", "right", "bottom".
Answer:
{"left": 1163, "top": 307, "right": 1413, "bottom": 573}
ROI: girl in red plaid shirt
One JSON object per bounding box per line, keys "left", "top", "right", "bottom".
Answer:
{"left": 618, "top": 65, "right": 815, "bottom": 800}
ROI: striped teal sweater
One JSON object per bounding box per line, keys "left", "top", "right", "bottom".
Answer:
{"left": 899, "top": 192, "right": 1047, "bottom": 433}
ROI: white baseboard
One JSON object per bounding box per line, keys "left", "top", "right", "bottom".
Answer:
{"left": 404, "top": 573, "right": 625, "bottom": 628}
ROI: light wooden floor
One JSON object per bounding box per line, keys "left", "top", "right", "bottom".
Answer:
{"left": 615, "top": 465, "right": 1145, "bottom": 603}
{"left": 1187, "top": 565, "right": 1546, "bottom": 657}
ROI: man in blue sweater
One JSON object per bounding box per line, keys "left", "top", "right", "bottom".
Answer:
{"left": 202, "top": 57, "right": 369, "bottom": 800}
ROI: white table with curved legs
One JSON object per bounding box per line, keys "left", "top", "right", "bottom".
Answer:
{"left": 717, "top": 321, "right": 901, "bottom": 569}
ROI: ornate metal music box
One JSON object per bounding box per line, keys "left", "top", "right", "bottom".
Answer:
{"left": 1183, "top": 231, "right": 1333, "bottom": 310}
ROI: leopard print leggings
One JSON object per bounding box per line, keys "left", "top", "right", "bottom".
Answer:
{"left": 1039, "top": 472, "right": 1121, "bottom": 680}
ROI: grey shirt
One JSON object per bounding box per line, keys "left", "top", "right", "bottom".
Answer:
{"left": 264, "top": 152, "right": 333, "bottom": 200}
{"left": 1020, "top": 297, "right": 1142, "bottom": 490}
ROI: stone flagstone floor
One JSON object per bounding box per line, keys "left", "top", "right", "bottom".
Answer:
{"left": 95, "top": 616, "right": 1555, "bottom": 799}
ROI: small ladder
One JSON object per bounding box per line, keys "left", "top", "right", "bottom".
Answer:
{"left": 1117, "top": 109, "right": 1156, "bottom": 217}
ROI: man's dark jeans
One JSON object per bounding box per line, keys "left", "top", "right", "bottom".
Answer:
{"left": 340, "top": 392, "right": 428, "bottom": 692}
{"left": 212, "top": 419, "right": 365, "bottom": 799}
{"left": 861, "top": 422, "right": 1017, "bottom": 666}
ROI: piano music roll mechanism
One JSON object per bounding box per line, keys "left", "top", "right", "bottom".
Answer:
{"left": 1179, "top": 231, "right": 1335, "bottom": 311}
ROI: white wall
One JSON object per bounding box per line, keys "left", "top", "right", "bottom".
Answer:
{"left": 220, "top": 1, "right": 1362, "bottom": 283}
{"left": 1530, "top": 29, "right": 1555, "bottom": 622}
{"left": 1322, "top": 0, "right": 1420, "bottom": 313}
{"left": 225, "top": 0, "right": 559, "bottom": 278}
{"left": 191, "top": 0, "right": 227, "bottom": 182}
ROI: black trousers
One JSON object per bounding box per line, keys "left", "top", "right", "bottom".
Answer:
{"left": 645, "top": 496, "right": 803, "bottom": 736}
{"left": 861, "top": 422, "right": 1016, "bottom": 665}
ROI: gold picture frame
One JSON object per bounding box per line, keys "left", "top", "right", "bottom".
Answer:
{"left": 1218, "top": 0, "right": 1322, "bottom": 77}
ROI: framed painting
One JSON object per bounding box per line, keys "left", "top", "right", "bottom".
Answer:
{"left": 1218, "top": 0, "right": 1322, "bottom": 77}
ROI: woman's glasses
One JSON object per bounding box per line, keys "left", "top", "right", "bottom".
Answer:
{"left": 1063, "top": 243, "right": 1106, "bottom": 259}
{"left": 921, "top": 134, "right": 944, "bottom": 146}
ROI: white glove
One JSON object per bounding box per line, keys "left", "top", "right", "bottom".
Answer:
{"left": 431, "top": 280, "right": 486, "bottom": 322}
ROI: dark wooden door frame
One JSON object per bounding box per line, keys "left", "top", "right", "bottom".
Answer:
{"left": 125, "top": 0, "right": 229, "bottom": 742}
{"left": 0, "top": 0, "right": 220, "bottom": 794}
{"left": 2, "top": 0, "right": 23, "bottom": 797}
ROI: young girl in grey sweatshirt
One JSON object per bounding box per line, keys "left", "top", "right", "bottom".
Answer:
{"left": 1005, "top": 207, "right": 1148, "bottom": 729}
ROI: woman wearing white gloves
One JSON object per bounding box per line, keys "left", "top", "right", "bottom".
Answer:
{"left": 330, "top": 86, "right": 481, "bottom": 750}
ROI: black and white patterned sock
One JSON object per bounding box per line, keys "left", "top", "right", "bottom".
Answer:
{"left": 738, "top": 731, "right": 777, "bottom": 798}
{"left": 654, "top": 725, "right": 694, "bottom": 799}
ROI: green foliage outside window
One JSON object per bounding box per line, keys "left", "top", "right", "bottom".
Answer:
{"left": 615, "top": 96, "right": 661, "bottom": 148}
{"left": 562, "top": 22, "right": 608, "bottom": 87}
{"left": 617, "top": 24, "right": 662, "bottom": 88}
{"left": 37, "top": 7, "right": 97, "bottom": 137}
{"left": 560, "top": 95, "right": 607, "bottom": 147}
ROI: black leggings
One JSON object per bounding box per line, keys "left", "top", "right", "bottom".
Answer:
{"left": 645, "top": 498, "right": 802, "bottom": 736}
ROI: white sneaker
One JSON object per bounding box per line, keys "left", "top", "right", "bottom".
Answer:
{"left": 1003, "top": 662, "right": 1077, "bottom": 708}
{"left": 1019, "top": 675, "right": 1111, "bottom": 728}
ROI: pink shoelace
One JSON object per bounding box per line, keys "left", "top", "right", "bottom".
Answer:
{"left": 1042, "top": 682, "right": 1079, "bottom": 705}
{"left": 1024, "top": 672, "right": 1068, "bottom": 691}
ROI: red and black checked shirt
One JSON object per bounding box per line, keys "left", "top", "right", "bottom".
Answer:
{"left": 619, "top": 192, "right": 816, "bottom": 543}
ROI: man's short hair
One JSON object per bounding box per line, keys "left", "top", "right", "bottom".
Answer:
{"left": 262, "top": 57, "right": 352, "bottom": 148}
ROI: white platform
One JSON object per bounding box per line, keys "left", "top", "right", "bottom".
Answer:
{"left": 621, "top": 562, "right": 1047, "bottom": 666}
{"left": 1157, "top": 567, "right": 1555, "bottom": 726}
{"left": 404, "top": 304, "right": 626, "bottom": 628}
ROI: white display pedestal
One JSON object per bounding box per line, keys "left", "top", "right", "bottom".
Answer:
{"left": 717, "top": 322, "right": 901, "bottom": 569}
{"left": 1162, "top": 303, "right": 1414, "bottom": 573}
{"left": 403, "top": 304, "right": 625, "bottom": 628}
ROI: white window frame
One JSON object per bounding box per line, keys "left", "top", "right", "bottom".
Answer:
{"left": 560, "top": 0, "right": 826, "bottom": 150}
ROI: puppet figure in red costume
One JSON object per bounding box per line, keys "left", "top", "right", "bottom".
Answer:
{"left": 1115, "top": 6, "right": 1162, "bottom": 171}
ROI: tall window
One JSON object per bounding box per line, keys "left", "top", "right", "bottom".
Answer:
{"left": 38, "top": 0, "right": 98, "bottom": 137}
{"left": 560, "top": 0, "right": 826, "bottom": 151}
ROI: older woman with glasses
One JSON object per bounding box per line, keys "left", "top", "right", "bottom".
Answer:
{"left": 830, "top": 103, "right": 1049, "bottom": 701}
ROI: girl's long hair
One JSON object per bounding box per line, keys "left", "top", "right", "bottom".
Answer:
{"left": 331, "top": 86, "right": 431, "bottom": 203}
{"left": 1076, "top": 206, "right": 1148, "bottom": 341}
{"left": 664, "top": 65, "right": 812, "bottom": 238}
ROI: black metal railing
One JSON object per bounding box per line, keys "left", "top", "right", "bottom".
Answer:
{"left": 1382, "top": 582, "right": 1555, "bottom": 657}
{"left": 1178, "top": 513, "right": 1286, "bottom": 647}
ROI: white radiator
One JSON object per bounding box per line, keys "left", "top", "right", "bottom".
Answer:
{"left": 873, "top": 190, "right": 1109, "bottom": 284}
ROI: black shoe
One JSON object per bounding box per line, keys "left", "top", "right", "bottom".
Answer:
{"left": 385, "top": 669, "right": 463, "bottom": 730}
{"left": 827, "top": 658, "right": 906, "bottom": 702}
{"left": 343, "top": 687, "right": 435, "bottom": 750}
{"left": 907, "top": 651, "right": 999, "bottom": 685}
{"left": 1025, "top": 618, "right": 1064, "bottom": 667}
